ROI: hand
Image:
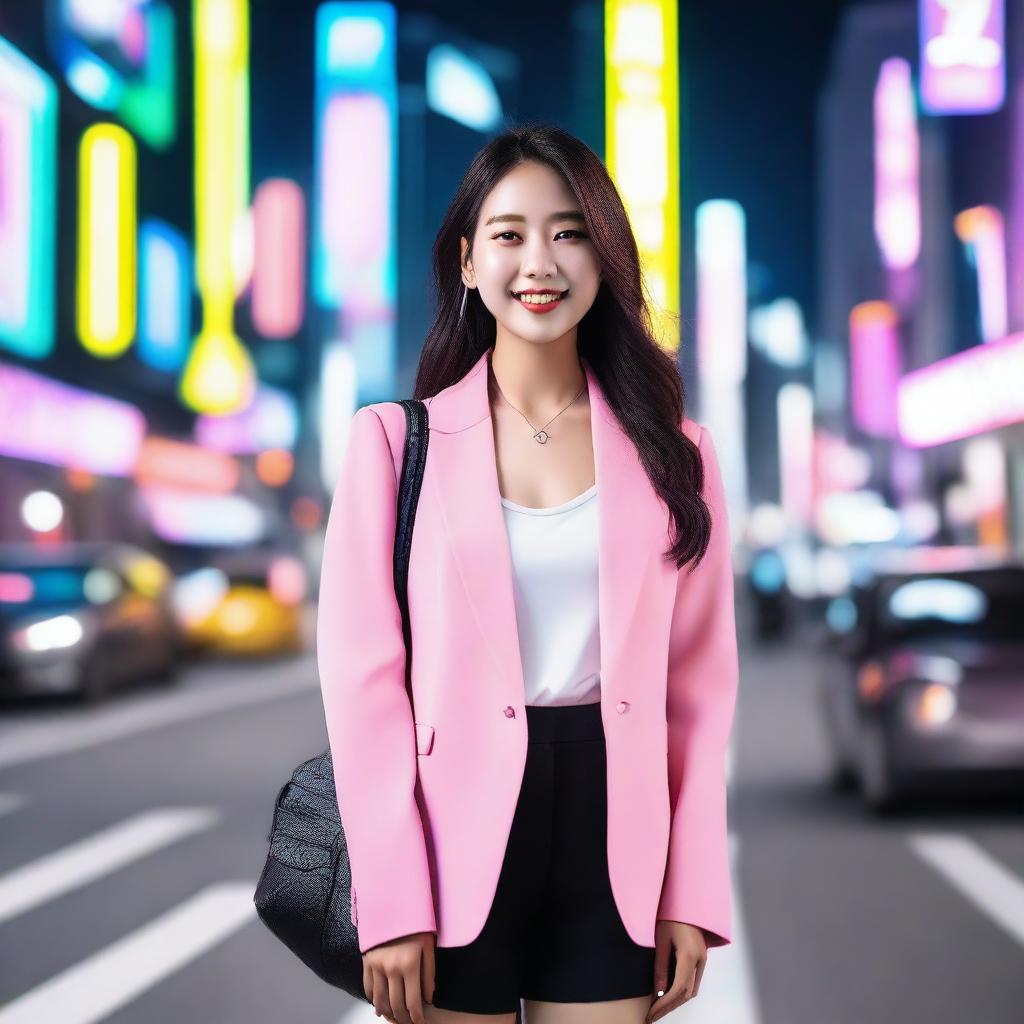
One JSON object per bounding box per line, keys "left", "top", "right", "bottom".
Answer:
{"left": 645, "top": 920, "right": 707, "bottom": 1023}
{"left": 362, "top": 931, "right": 435, "bottom": 1024}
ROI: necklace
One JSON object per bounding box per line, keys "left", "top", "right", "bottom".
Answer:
{"left": 490, "top": 361, "right": 587, "bottom": 444}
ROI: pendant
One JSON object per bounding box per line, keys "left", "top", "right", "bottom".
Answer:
{"left": 534, "top": 430, "right": 549, "bottom": 444}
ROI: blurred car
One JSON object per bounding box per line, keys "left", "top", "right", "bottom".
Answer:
{"left": 0, "top": 542, "right": 183, "bottom": 703}
{"left": 173, "top": 549, "right": 307, "bottom": 656}
{"left": 819, "top": 547, "right": 1024, "bottom": 812}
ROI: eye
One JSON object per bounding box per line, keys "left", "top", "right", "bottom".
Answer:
{"left": 493, "top": 229, "right": 589, "bottom": 242}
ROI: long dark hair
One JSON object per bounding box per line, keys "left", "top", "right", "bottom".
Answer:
{"left": 411, "top": 122, "right": 711, "bottom": 572}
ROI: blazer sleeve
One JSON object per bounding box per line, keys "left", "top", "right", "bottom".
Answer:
{"left": 316, "top": 404, "right": 437, "bottom": 955}
{"left": 656, "top": 423, "right": 739, "bottom": 948}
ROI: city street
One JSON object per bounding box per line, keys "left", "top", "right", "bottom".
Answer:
{"left": 2, "top": 0, "right": 1023, "bottom": 1020}
{"left": 1, "top": 602, "right": 1022, "bottom": 1023}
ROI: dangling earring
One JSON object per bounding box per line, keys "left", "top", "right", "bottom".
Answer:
{"left": 458, "top": 282, "right": 468, "bottom": 321}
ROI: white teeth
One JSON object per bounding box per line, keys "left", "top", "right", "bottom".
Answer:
{"left": 515, "top": 292, "right": 563, "bottom": 304}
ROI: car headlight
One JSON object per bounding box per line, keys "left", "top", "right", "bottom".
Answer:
{"left": 10, "top": 614, "right": 86, "bottom": 653}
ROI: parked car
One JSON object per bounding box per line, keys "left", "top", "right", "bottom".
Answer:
{"left": 0, "top": 542, "right": 183, "bottom": 703}
{"left": 818, "top": 547, "right": 1024, "bottom": 812}
{"left": 173, "top": 549, "right": 307, "bottom": 656}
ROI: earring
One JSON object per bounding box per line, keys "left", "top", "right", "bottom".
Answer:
{"left": 458, "top": 282, "right": 468, "bottom": 321}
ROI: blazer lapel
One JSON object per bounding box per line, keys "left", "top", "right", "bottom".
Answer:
{"left": 428, "top": 346, "right": 670, "bottom": 705}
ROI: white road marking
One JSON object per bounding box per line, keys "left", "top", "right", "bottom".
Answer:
{"left": 0, "top": 658, "right": 317, "bottom": 770}
{"left": 0, "top": 792, "right": 26, "bottom": 816}
{"left": 0, "top": 882, "right": 256, "bottom": 1024}
{"left": 908, "top": 832, "right": 1024, "bottom": 946}
{"left": 0, "top": 808, "right": 219, "bottom": 924}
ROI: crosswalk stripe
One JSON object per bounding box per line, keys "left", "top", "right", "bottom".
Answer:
{"left": 0, "top": 808, "right": 218, "bottom": 925}
{"left": 0, "top": 882, "right": 256, "bottom": 1024}
{"left": 908, "top": 832, "right": 1024, "bottom": 946}
{"left": 0, "top": 793, "right": 25, "bottom": 817}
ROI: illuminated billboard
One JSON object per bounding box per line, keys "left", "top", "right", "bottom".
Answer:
{"left": 899, "top": 331, "right": 1024, "bottom": 446}
{"left": 0, "top": 37, "right": 58, "bottom": 359}
{"left": 605, "top": 0, "right": 680, "bottom": 351}
{"left": 50, "top": 0, "right": 177, "bottom": 148}
{"left": 919, "top": 0, "right": 1005, "bottom": 115}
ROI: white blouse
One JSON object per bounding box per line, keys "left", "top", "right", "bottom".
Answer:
{"left": 500, "top": 482, "right": 602, "bottom": 707}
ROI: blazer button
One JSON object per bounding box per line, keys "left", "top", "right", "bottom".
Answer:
{"left": 616, "top": 700, "right": 630, "bottom": 714}
{"left": 504, "top": 705, "right": 516, "bottom": 718}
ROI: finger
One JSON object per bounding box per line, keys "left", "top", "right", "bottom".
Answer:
{"left": 363, "top": 960, "right": 374, "bottom": 1004}
{"left": 652, "top": 935, "right": 670, "bottom": 997}
{"left": 387, "top": 970, "right": 410, "bottom": 1024}
{"left": 372, "top": 967, "right": 393, "bottom": 1019}
{"left": 691, "top": 953, "right": 707, "bottom": 999}
{"left": 646, "top": 939, "right": 672, "bottom": 1023}
{"left": 680, "top": 960, "right": 698, "bottom": 1002}
{"left": 404, "top": 961, "right": 426, "bottom": 1024}
{"left": 422, "top": 937, "right": 436, "bottom": 1004}
{"left": 648, "top": 951, "right": 692, "bottom": 1021}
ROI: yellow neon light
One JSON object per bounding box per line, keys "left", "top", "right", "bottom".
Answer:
{"left": 182, "top": 0, "right": 255, "bottom": 414}
{"left": 605, "top": 0, "right": 680, "bottom": 351}
{"left": 77, "top": 123, "right": 137, "bottom": 357}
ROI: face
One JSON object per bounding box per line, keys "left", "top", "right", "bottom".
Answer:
{"left": 460, "top": 160, "right": 603, "bottom": 347}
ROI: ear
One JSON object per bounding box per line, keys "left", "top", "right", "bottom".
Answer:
{"left": 459, "top": 236, "right": 475, "bottom": 285}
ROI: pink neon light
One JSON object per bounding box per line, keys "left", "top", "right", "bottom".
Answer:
{"left": 194, "top": 385, "right": 297, "bottom": 454}
{"left": 267, "top": 555, "right": 307, "bottom": 605}
{"left": 850, "top": 302, "right": 903, "bottom": 437}
{"left": 121, "top": 4, "right": 147, "bottom": 65}
{"left": 1014, "top": 78, "right": 1024, "bottom": 327}
{"left": 252, "top": 179, "right": 306, "bottom": 338}
{"left": 134, "top": 437, "right": 240, "bottom": 493}
{"left": 920, "top": 0, "right": 1005, "bottom": 114}
{"left": 777, "top": 384, "right": 814, "bottom": 528}
{"left": 141, "top": 488, "right": 264, "bottom": 545}
{"left": 321, "top": 93, "right": 389, "bottom": 311}
{"left": 0, "top": 362, "right": 145, "bottom": 474}
{"left": 874, "top": 59, "right": 920, "bottom": 270}
{"left": 898, "top": 331, "right": 1024, "bottom": 446}
{"left": 695, "top": 201, "right": 747, "bottom": 383}
{"left": 0, "top": 572, "right": 34, "bottom": 602}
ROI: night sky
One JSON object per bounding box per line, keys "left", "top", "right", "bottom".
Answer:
{"left": 683, "top": 0, "right": 856, "bottom": 330}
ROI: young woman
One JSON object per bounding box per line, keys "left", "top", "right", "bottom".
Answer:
{"left": 317, "top": 123, "right": 739, "bottom": 1024}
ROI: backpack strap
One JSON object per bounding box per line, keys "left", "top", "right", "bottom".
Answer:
{"left": 388, "top": 399, "right": 428, "bottom": 699}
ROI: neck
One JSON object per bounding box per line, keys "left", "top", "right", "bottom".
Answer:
{"left": 488, "top": 340, "right": 588, "bottom": 420}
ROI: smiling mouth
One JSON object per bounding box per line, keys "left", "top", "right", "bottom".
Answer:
{"left": 509, "top": 289, "right": 569, "bottom": 302}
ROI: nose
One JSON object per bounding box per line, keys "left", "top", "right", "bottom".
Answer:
{"left": 519, "top": 236, "right": 559, "bottom": 281}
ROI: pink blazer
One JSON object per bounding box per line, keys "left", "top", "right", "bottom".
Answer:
{"left": 316, "top": 345, "right": 739, "bottom": 956}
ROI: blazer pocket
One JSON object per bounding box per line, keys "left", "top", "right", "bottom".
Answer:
{"left": 414, "top": 721, "right": 435, "bottom": 756}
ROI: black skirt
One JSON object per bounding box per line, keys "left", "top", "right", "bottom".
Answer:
{"left": 431, "top": 701, "right": 657, "bottom": 1016}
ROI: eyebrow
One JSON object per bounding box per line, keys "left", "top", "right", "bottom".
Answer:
{"left": 483, "top": 211, "right": 587, "bottom": 226}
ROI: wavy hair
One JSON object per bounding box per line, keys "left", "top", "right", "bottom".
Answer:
{"left": 411, "top": 121, "right": 711, "bottom": 572}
